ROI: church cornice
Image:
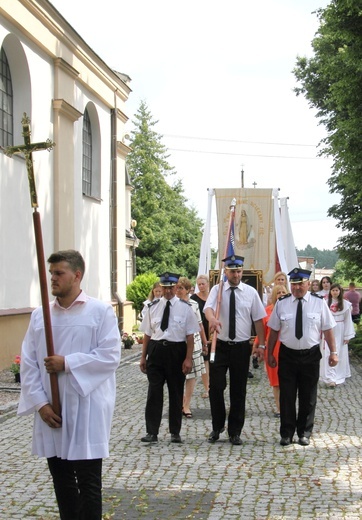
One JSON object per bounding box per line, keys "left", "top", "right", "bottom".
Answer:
{"left": 53, "top": 99, "right": 83, "bottom": 122}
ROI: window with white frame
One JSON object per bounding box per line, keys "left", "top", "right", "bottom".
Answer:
{"left": 82, "top": 107, "right": 92, "bottom": 196}
{"left": 82, "top": 104, "right": 101, "bottom": 200}
{"left": 0, "top": 47, "right": 13, "bottom": 147}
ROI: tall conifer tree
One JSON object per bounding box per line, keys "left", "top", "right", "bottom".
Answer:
{"left": 126, "top": 101, "right": 203, "bottom": 276}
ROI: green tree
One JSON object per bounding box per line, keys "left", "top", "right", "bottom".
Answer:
{"left": 126, "top": 101, "right": 203, "bottom": 276}
{"left": 293, "top": 0, "right": 362, "bottom": 267}
{"left": 126, "top": 272, "right": 159, "bottom": 314}
{"left": 332, "top": 259, "right": 362, "bottom": 286}
{"left": 296, "top": 245, "right": 339, "bottom": 270}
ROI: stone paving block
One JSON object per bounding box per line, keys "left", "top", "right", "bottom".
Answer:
{"left": 103, "top": 487, "right": 215, "bottom": 519}
{"left": 1, "top": 353, "right": 362, "bottom": 518}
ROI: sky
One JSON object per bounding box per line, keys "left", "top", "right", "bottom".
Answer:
{"left": 51, "top": 0, "right": 339, "bottom": 251}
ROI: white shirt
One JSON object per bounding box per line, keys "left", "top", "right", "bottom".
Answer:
{"left": 18, "top": 292, "right": 121, "bottom": 460}
{"left": 141, "top": 299, "right": 151, "bottom": 319}
{"left": 268, "top": 291, "right": 336, "bottom": 350}
{"left": 140, "top": 295, "right": 199, "bottom": 341}
{"left": 189, "top": 298, "right": 202, "bottom": 348}
{"left": 204, "top": 281, "right": 266, "bottom": 342}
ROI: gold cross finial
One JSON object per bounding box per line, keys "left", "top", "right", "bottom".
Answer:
{"left": 3, "top": 113, "right": 55, "bottom": 207}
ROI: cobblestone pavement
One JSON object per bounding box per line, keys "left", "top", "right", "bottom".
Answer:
{"left": 1, "top": 350, "right": 362, "bottom": 519}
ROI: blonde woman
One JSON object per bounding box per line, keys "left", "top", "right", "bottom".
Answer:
{"left": 176, "top": 277, "right": 207, "bottom": 417}
{"left": 274, "top": 271, "right": 289, "bottom": 292}
{"left": 266, "top": 272, "right": 289, "bottom": 305}
{"left": 309, "top": 279, "right": 320, "bottom": 294}
{"left": 141, "top": 282, "right": 162, "bottom": 320}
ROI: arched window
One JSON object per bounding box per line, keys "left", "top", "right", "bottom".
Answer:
{"left": 82, "top": 107, "right": 92, "bottom": 196}
{"left": 0, "top": 47, "right": 13, "bottom": 147}
{"left": 82, "top": 103, "right": 101, "bottom": 200}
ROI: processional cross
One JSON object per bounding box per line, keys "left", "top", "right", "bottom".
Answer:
{"left": 3, "top": 113, "right": 61, "bottom": 416}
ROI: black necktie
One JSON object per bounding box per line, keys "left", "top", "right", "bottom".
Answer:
{"left": 161, "top": 300, "right": 171, "bottom": 331}
{"left": 229, "top": 287, "right": 236, "bottom": 340}
{"left": 295, "top": 298, "right": 303, "bottom": 339}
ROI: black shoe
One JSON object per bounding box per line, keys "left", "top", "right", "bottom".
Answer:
{"left": 247, "top": 371, "right": 254, "bottom": 379}
{"left": 208, "top": 428, "right": 225, "bottom": 443}
{"left": 280, "top": 437, "right": 292, "bottom": 446}
{"left": 229, "top": 435, "right": 243, "bottom": 446}
{"left": 141, "top": 433, "right": 158, "bottom": 443}
{"left": 170, "top": 433, "right": 182, "bottom": 443}
{"left": 298, "top": 436, "right": 310, "bottom": 446}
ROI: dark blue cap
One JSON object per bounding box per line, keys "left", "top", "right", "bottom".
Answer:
{"left": 222, "top": 255, "right": 244, "bottom": 269}
{"left": 159, "top": 272, "right": 180, "bottom": 286}
{"left": 288, "top": 267, "right": 312, "bottom": 283}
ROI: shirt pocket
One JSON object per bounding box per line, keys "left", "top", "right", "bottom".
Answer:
{"left": 150, "top": 317, "right": 161, "bottom": 332}
{"left": 307, "top": 312, "right": 321, "bottom": 328}
{"left": 172, "top": 314, "right": 186, "bottom": 332}
{"left": 280, "top": 313, "right": 294, "bottom": 330}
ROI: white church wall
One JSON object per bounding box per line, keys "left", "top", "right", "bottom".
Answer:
{"left": 0, "top": 28, "right": 55, "bottom": 309}
{"left": 0, "top": 1, "right": 132, "bottom": 368}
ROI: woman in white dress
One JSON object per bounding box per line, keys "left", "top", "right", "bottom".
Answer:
{"left": 320, "top": 283, "right": 355, "bottom": 386}
{"left": 317, "top": 276, "right": 332, "bottom": 298}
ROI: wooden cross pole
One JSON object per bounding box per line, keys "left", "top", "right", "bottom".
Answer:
{"left": 4, "top": 113, "right": 61, "bottom": 416}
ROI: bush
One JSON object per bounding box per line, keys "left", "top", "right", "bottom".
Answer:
{"left": 126, "top": 272, "right": 159, "bottom": 314}
{"left": 349, "top": 327, "right": 362, "bottom": 359}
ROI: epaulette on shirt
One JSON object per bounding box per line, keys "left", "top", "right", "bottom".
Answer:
{"left": 311, "top": 292, "right": 323, "bottom": 299}
{"left": 180, "top": 299, "right": 192, "bottom": 306}
{"left": 148, "top": 298, "right": 160, "bottom": 307}
{"left": 278, "top": 293, "right": 291, "bottom": 301}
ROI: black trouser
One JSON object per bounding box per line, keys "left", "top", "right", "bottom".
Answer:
{"left": 145, "top": 340, "right": 186, "bottom": 435}
{"left": 278, "top": 344, "right": 321, "bottom": 439}
{"left": 209, "top": 340, "right": 251, "bottom": 436}
{"left": 47, "top": 457, "right": 102, "bottom": 520}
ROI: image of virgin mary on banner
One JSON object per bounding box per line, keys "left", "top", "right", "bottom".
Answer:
{"left": 214, "top": 188, "right": 276, "bottom": 285}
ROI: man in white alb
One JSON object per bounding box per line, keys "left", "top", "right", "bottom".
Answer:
{"left": 18, "top": 250, "right": 121, "bottom": 519}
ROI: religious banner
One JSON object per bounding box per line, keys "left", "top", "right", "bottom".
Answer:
{"left": 214, "top": 188, "right": 276, "bottom": 284}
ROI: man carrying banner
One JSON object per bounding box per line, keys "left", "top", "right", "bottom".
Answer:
{"left": 204, "top": 255, "right": 266, "bottom": 445}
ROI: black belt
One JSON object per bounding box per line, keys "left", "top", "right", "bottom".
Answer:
{"left": 217, "top": 339, "right": 250, "bottom": 346}
{"left": 152, "top": 340, "right": 186, "bottom": 346}
{"left": 281, "top": 343, "right": 319, "bottom": 353}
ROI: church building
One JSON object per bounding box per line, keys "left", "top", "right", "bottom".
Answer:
{"left": 0, "top": 0, "right": 136, "bottom": 368}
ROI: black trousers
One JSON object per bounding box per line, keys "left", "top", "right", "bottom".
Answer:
{"left": 278, "top": 344, "right": 321, "bottom": 439}
{"left": 47, "top": 457, "right": 102, "bottom": 520}
{"left": 145, "top": 340, "right": 186, "bottom": 435}
{"left": 209, "top": 340, "right": 251, "bottom": 436}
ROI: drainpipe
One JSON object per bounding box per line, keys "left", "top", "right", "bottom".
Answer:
{"left": 110, "top": 106, "right": 123, "bottom": 334}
